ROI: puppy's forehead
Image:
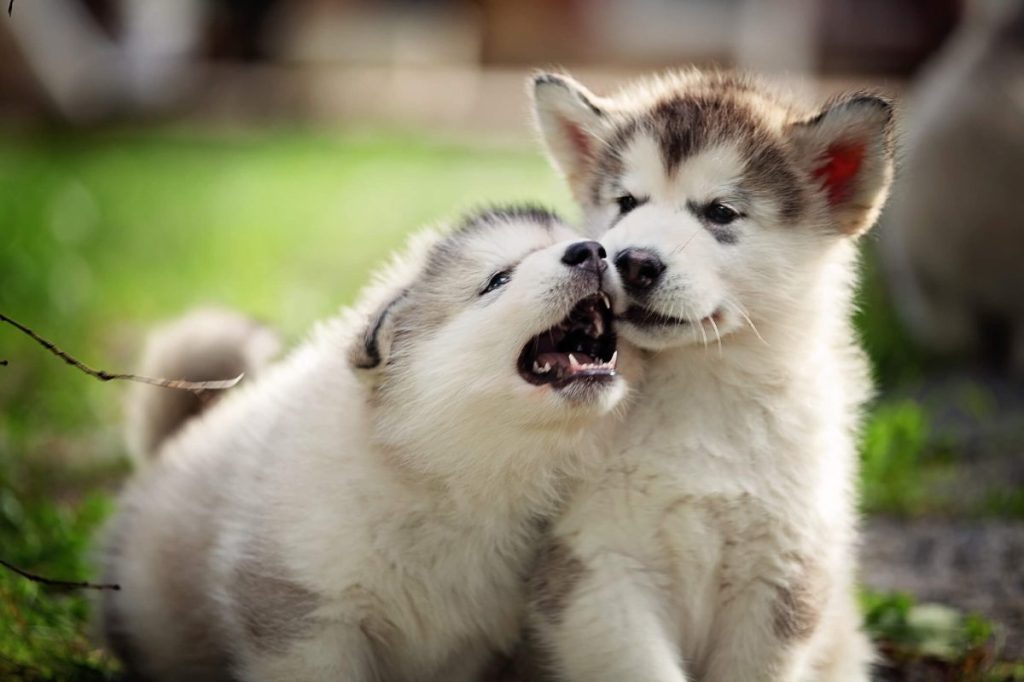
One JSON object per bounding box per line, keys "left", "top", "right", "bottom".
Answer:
{"left": 454, "top": 221, "right": 558, "bottom": 262}
{"left": 643, "top": 93, "right": 765, "bottom": 173}
{"left": 620, "top": 137, "right": 745, "bottom": 200}
{"left": 422, "top": 209, "right": 567, "bottom": 283}
{"left": 602, "top": 89, "right": 805, "bottom": 219}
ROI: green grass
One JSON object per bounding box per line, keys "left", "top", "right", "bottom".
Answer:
{"left": 858, "top": 392, "right": 1024, "bottom": 520}
{"left": 859, "top": 400, "right": 942, "bottom": 516}
{"left": 863, "top": 591, "right": 1024, "bottom": 681}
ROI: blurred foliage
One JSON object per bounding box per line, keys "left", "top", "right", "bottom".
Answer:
{"left": 0, "top": 464, "right": 119, "bottom": 679}
{"left": 859, "top": 396, "right": 1024, "bottom": 519}
{"left": 854, "top": 244, "right": 931, "bottom": 390}
{"left": 860, "top": 400, "right": 934, "bottom": 516}
{"left": 864, "top": 591, "right": 1024, "bottom": 681}
{"left": 981, "top": 489, "right": 1024, "bottom": 519}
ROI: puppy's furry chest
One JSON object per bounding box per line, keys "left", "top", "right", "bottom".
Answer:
{"left": 598, "top": 448, "right": 822, "bottom": 594}
{"left": 579, "top": 373, "right": 840, "bottom": 656}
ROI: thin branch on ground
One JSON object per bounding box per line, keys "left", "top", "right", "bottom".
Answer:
{"left": 0, "top": 312, "right": 242, "bottom": 393}
{"left": 0, "top": 359, "right": 7, "bottom": 366}
{"left": 0, "top": 559, "right": 120, "bottom": 591}
{"left": 7, "top": 0, "right": 12, "bottom": 17}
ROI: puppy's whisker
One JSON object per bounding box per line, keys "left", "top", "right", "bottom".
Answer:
{"left": 708, "top": 314, "right": 722, "bottom": 355}
{"left": 692, "top": 305, "right": 708, "bottom": 353}
{"left": 671, "top": 230, "right": 699, "bottom": 256}
{"left": 731, "top": 301, "right": 768, "bottom": 346}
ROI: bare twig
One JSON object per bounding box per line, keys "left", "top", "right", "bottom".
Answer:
{"left": 0, "top": 312, "right": 242, "bottom": 393}
{"left": 0, "top": 558, "right": 120, "bottom": 591}
{"left": 0, "top": 359, "right": 7, "bottom": 366}
{"left": 7, "top": 0, "right": 12, "bottom": 17}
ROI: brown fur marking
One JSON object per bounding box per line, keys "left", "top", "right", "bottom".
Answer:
{"left": 772, "top": 561, "right": 825, "bottom": 643}
{"left": 531, "top": 541, "right": 588, "bottom": 624}
{"left": 230, "top": 548, "right": 321, "bottom": 654}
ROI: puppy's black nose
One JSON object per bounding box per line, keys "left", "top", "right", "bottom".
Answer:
{"left": 615, "top": 248, "right": 665, "bottom": 290}
{"left": 562, "top": 240, "right": 608, "bottom": 272}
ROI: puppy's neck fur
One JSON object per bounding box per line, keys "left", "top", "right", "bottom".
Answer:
{"left": 365, "top": 381, "right": 610, "bottom": 519}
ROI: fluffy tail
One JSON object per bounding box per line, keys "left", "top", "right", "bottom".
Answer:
{"left": 125, "top": 307, "right": 281, "bottom": 461}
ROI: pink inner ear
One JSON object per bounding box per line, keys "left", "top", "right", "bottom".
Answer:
{"left": 562, "top": 119, "right": 593, "bottom": 163}
{"left": 813, "top": 142, "right": 865, "bottom": 205}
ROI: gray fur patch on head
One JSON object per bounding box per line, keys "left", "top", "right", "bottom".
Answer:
{"left": 771, "top": 559, "right": 826, "bottom": 643}
{"left": 229, "top": 545, "right": 322, "bottom": 655}
{"left": 586, "top": 72, "right": 810, "bottom": 223}
{"left": 743, "top": 143, "right": 805, "bottom": 222}
{"left": 417, "top": 203, "right": 562, "bottom": 284}
{"left": 647, "top": 93, "right": 759, "bottom": 174}
{"left": 530, "top": 540, "right": 589, "bottom": 624}
{"left": 454, "top": 204, "right": 561, "bottom": 236}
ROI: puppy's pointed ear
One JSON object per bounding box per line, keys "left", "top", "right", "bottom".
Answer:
{"left": 789, "top": 94, "right": 895, "bottom": 236}
{"left": 348, "top": 291, "right": 407, "bottom": 377}
{"left": 531, "top": 72, "right": 610, "bottom": 203}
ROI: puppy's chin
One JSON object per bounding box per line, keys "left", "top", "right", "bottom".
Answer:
{"left": 545, "top": 374, "right": 627, "bottom": 415}
{"left": 617, "top": 304, "right": 734, "bottom": 351}
{"left": 611, "top": 323, "right": 671, "bottom": 351}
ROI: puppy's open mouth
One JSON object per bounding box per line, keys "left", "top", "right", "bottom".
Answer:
{"left": 518, "top": 293, "right": 617, "bottom": 387}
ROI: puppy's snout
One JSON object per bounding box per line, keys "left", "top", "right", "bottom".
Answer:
{"left": 562, "top": 240, "right": 608, "bottom": 274}
{"left": 615, "top": 248, "right": 665, "bottom": 291}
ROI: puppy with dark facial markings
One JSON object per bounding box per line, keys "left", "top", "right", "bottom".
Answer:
{"left": 98, "top": 206, "right": 640, "bottom": 682}
{"left": 524, "top": 71, "right": 895, "bottom": 682}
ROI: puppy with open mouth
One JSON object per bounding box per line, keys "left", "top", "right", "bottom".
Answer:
{"left": 98, "top": 206, "right": 638, "bottom": 682}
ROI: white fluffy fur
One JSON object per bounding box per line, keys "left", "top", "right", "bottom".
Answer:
{"left": 99, "top": 212, "right": 640, "bottom": 682}
{"left": 526, "top": 71, "right": 895, "bottom": 681}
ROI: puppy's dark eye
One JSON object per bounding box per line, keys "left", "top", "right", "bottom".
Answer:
{"left": 481, "top": 270, "right": 512, "bottom": 295}
{"left": 704, "top": 202, "right": 741, "bottom": 225}
{"left": 616, "top": 194, "right": 641, "bottom": 215}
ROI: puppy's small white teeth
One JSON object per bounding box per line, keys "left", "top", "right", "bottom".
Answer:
{"left": 610, "top": 351, "right": 618, "bottom": 369}
{"left": 569, "top": 354, "right": 581, "bottom": 370}
{"left": 542, "top": 362, "right": 551, "bottom": 372}
{"left": 594, "top": 315, "right": 604, "bottom": 337}
{"left": 601, "top": 293, "right": 611, "bottom": 309}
